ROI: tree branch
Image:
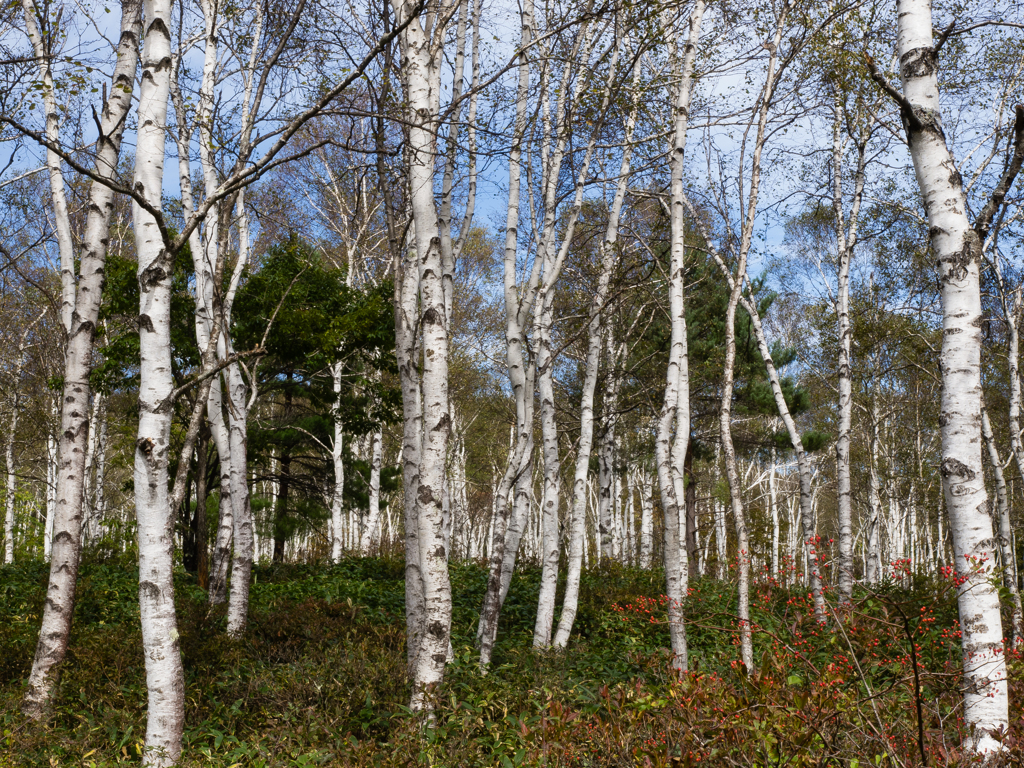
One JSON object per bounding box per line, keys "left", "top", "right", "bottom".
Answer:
{"left": 975, "top": 104, "right": 1024, "bottom": 242}
{"left": 863, "top": 54, "right": 924, "bottom": 133}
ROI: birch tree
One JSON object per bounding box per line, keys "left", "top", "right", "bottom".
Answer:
{"left": 389, "top": 0, "right": 466, "bottom": 710}
{"left": 553, "top": 46, "right": 642, "bottom": 647}
{"left": 132, "top": 0, "right": 186, "bottom": 758}
{"left": 655, "top": 0, "right": 705, "bottom": 671}
{"left": 865, "top": 0, "right": 1024, "bottom": 749}
{"left": 19, "top": 0, "right": 143, "bottom": 718}
{"left": 685, "top": 0, "right": 832, "bottom": 623}
{"left": 3, "top": 307, "right": 45, "bottom": 563}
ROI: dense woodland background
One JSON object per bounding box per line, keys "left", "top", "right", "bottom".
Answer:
{"left": 2, "top": 0, "right": 1024, "bottom": 764}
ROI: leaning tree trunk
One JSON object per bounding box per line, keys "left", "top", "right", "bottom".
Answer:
{"left": 133, "top": 0, "right": 185, "bottom": 760}
{"left": 889, "top": 0, "right": 1016, "bottom": 749}
{"left": 21, "top": 0, "right": 142, "bottom": 718}
{"left": 551, "top": 54, "right": 640, "bottom": 645}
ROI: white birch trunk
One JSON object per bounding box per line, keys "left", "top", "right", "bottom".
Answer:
{"left": 550, "top": 96, "right": 637, "bottom": 640}
{"left": 44, "top": 429, "right": 55, "bottom": 561}
{"left": 639, "top": 465, "right": 653, "bottom": 569}
{"left": 331, "top": 363, "right": 345, "bottom": 562}
{"left": 719, "top": 229, "right": 754, "bottom": 672}
{"left": 981, "top": 406, "right": 1023, "bottom": 645}
{"left": 893, "top": 0, "right": 1009, "bottom": 748}
{"left": 833, "top": 95, "right": 870, "bottom": 603}
{"left": 392, "top": 0, "right": 454, "bottom": 710}
{"left": 361, "top": 431, "right": 384, "bottom": 554}
{"left": 4, "top": 314, "right": 43, "bottom": 563}
{"left": 866, "top": 401, "right": 882, "bottom": 584}
{"left": 224, "top": 357, "right": 252, "bottom": 637}
{"left": 21, "top": 0, "right": 75, "bottom": 333}
{"left": 133, "top": 0, "right": 185, "bottom": 758}
{"left": 477, "top": 0, "right": 535, "bottom": 664}
{"left": 654, "top": 1, "right": 705, "bottom": 671}
{"left": 769, "top": 448, "right": 779, "bottom": 577}
{"left": 21, "top": 0, "right": 142, "bottom": 717}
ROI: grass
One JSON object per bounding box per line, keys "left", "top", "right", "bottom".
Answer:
{"left": 2, "top": 554, "right": 1023, "bottom": 766}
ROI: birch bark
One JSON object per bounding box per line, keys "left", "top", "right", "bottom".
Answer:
{"left": 552, "top": 54, "right": 641, "bottom": 645}
{"left": 639, "top": 465, "right": 653, "bottom": 569}
{"left": 719, "top": 249, "right": 754, "bottom": 672}
{"left": 655, "top": 0, "right": 705, "bottom": 670}
{"left": 21, "top": 0, "right": 74, "bottom": 334}
{"left": 331, "top": 363, "right": 346, "bottom": 562}
{"left": 21, "top": 0, "right": 143, "bottom": 718}
{"left": 168, "top": 37, "right": 235, "bottom": 606}
{"left": 832, "top": 94, "right": 871, "bottom": 603}
{"left": 360, "top": 430, "right": 383, "bottom": 554}
{"left": 391, "top": 0, "right": 454, "bottom": 711}
{"left": 4, "top": 310, "right": 44, "bottom": 564}
{"left": 888, "top": 0, "right": 1012, "bottom": 748}
{"left": 133, "top": 0, "right": 185, "bottom": 758}
{"left": 980, "top": 406, "right": 1023, "bottom": 646}
{"left": 477, "top": 0, "right": 534, "bottom": 664}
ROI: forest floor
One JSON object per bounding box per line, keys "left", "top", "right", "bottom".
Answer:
{"left": 2, "top": 556, "right": 1023, "bottom": 766}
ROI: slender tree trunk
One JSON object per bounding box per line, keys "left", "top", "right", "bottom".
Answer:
{"left": 21, "top": 0, "right": 142, "bottom": 718}
{"left": 44, "top": 428, "right": 55, "bottom": 561}
{"left": 21, "top": 0, "right": 75, "bottom": 334}
{"left": 981, "top": 406, "right": 1024, "bottom": 646}
{"left": 224, "top": 357, "right": 252, "bottom": 636}
{"left": 331, "top": 363, "right": 345, "bottom": 562}
{"left": 1005, "top": 291, "right": 1024, "bottom": 494}
{"left": 639, "top": 465, "right": 653, "bottom": 569}
{"left": 719, "top": 217, "right": 754, "bottom": 673}
{"left": 4, "top": 312, "right": 43, "bottom": 564}
{"left": 834, "top": 99, "right": 855, "bottom": 603}
{"left": 683, "top": 0, "right": 825, "bottom": 622}
{"left": 361, "top": 431, "right": 383, "bottom": 554}
{"left": 533, "top": 288, "right": 562, "bottom": 647}
{"left": 655, "top": 1, "right": 705, "bottom": 671}
{"left": 832, "top": 87, "right": 872, "bottom": 603}
{"left": 94, "top": 395, "right": 108, "bottom": 540}
{"left": 684, "top": 444, "right": 698, "bottom": 580}
{"left": 549, "top": 35, "right": 639, "bottom": 647}
{"left": 478, "top": 0, "right": 534, "bottom": 664}
{"left": 769, "top": 446, "right": 779, "bottom": 578}
{"left": 195, "top": 425, "right": 210, "bottom": 591}
{"left": 866, "top": 400, "right": 882, "bottom": 584}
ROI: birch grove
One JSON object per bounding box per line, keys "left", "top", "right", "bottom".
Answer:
{"left": 3, "top": 0, "right": 1024, "bottom": 762}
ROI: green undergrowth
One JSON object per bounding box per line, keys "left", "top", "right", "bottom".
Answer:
{"left": 2, "top": 556, "right": 1023, "bottom": 766}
